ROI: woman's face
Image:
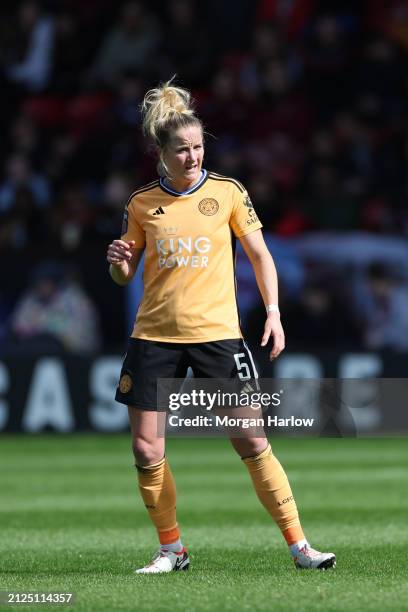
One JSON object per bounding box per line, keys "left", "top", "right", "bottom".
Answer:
{"left": 162, "top": 124, "right": 204, "bottom": 188}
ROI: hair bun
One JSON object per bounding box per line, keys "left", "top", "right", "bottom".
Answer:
{"left": 162, "top": 85, "right": 190, "bottom": 114}
{"left": 141, "top": 78, "right": 197, "bottom": 143}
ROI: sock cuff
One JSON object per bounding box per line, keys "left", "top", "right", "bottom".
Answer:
{"left": 241, "top": 443, "right": 271, "bottom": 465}
{"left": 158, "top": 525, "right": 179, "bottom": 545}
{"left": 135, "top": 456, "right": 165, "bottom": 473}
{"left": 283, "top": 525, "right": 305, "bottom": 545}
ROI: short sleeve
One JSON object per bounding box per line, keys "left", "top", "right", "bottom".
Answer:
{"left": 229, "top": 185, "right": 263, "bottom": 237}
{"left": 120, "top": 199, "right": 145, "bottom": 248}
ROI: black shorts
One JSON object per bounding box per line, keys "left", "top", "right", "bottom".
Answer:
{"left": 115, "top": 337, "right": 259, "bottom": 410}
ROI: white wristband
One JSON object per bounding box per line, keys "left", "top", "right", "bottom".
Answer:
{"left": 266, "top": 304, "right": 280, "bottom": 314}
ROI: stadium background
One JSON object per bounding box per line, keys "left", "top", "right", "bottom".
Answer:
{"left": 0, "top": 3, "right": 407, "bottom": 611}
{"left": 0, "top": 0, "right": 407, "bottom": 432}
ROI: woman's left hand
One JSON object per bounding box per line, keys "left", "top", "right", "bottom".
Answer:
{"left": 261, "top": 313, "right": 285, "bottom": 360}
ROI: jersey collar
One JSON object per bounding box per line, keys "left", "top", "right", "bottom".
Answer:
{"left": 159, "top": 169, "right": 208, "bottom": 196}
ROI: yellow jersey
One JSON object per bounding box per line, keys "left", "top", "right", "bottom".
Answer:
{"left": 121, "top": 170, "right": 262, "bottom": 342}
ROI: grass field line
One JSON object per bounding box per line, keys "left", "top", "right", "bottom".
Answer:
{"left": 1, "top": 465, "right": 407, "bottom": 490}
{"left": 2, "top": 492, "right": 407, "bottom": 513}
{"left": 3, "top": 523, "right": 408, "bottom": 551}
{"left": 2, "top": 453, "right": 407, "bottom": 473}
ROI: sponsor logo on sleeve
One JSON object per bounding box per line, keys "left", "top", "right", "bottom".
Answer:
{"left": 244, "top": 195, "right": 253, "bottom": 208}
{"left": 246, "top": 208, "right": 259, "bottom": 226}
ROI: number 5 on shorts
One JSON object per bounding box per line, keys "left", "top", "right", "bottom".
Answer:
{"left": 234, "top": 353, "right": 251, "bottom": 380}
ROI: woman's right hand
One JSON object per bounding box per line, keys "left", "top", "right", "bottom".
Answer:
{"left": 107, "top": 240, "right": 135, "bottom": 266}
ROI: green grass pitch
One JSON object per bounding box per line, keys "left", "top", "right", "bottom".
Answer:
{"left": 1, "top": 436, "right": 408, "bottom": 611}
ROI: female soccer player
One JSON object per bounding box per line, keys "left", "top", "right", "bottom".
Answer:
{"left": 107, "top": 80, "right": 336, "bottom": 573}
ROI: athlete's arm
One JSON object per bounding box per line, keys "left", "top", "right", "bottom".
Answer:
{"left": 239, "top": 229, "right": 285, "bottom": 360}
{"left": 107, "top": 239, "right": 144, "bottom": 286}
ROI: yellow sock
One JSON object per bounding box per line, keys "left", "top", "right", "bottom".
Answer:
{"left": 242, "top": 444, "right": 305, "bottom": 542}
{"left": 136, "top": 456, "right": 179, "bottom": 544}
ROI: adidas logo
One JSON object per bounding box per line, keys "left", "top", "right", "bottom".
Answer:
{"left": 153, "top": 207, "right": 165, "bottom": 215}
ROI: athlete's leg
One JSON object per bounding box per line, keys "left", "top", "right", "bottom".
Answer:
{"left": 230, "top": 435, "right": 304, "bottom": 539}
{"left": 231, "top": 434, "right": 335, "bottom": 569}
{"left": 129, "top": 406, "right": 189, "bottom": 573}
{"left": 128, "top": 406, "right": 180, "bottom": 545}
{"left": 129, "top": 406, "right": 166, "bottom": 466}
{"left": 229, "top": 436, "right": 268, "bottom": 459}
{"left": 187, "top": 337, "right": 335, "bottom": 569}
{"left": 188, "top": 338, "right": 303, "bottom": 536}
{"left": 115, "top": 339, "right": 189, "bottom": 573}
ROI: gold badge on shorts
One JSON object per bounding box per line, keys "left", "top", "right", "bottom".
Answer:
{"left": 198, "top": 198, "right": 219, "bottom": 216}
{"left": 119, "top": 374, "right": 132, "bottom": 393}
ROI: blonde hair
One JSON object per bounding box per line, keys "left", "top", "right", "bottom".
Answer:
{"left": 140, "top": 79, "right": 203, "bottom": 177}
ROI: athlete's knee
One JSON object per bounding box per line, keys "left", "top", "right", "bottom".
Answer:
{"left": 230, "top": 437, "right": 268, "bottom": 459}
{"left": 132, "top": 437, "right": 164, "bottom": 466}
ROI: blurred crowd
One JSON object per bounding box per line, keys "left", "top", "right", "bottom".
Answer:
{"left": 1, "top": 0, "right": 408, "bottom": 353}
